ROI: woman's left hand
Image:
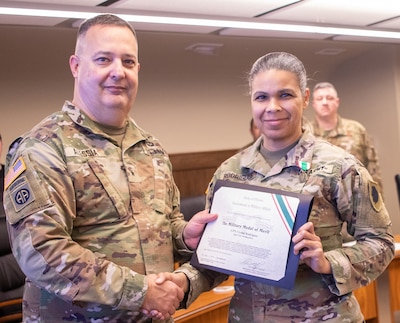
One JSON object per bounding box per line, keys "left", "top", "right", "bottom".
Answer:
{"left": 292, "top": 222, "right": 332, "bottom": 274}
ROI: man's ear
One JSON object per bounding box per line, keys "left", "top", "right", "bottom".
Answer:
{"left": 303, "top": 88, "right": 310, "bottom": 110}
{"left": 69, "top": 55, "right": 79, "bottom": 78}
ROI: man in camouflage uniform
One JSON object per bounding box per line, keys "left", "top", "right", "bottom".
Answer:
{"left": 3, "top": 14, "right": 223, "bottom": 322}
{"left": 310, "top": 82, "right": 383, "bottom": 193}
{"left": 206, "top": 52, "right": 394, "bottom": 322}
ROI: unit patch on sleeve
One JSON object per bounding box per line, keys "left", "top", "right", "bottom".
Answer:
{"left": 368, "top": 181, "right": 382, "bottom": 212}
{"left": 4, "top": 156, "right": 26, "bottom": 190}
{"left": 9, "top": 176, "right": 36, "bottom": 213}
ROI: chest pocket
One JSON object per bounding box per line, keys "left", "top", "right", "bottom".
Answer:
{"left": 70, "top": 158, "right": 130, "bottom": 224}
{"left": 89, "top": 159, "right": 129, "bottom": 217}
{"left": 126, "top": 150, "right": 173, "bottom": 218}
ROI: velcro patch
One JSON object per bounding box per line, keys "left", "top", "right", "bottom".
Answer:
{"left": 9, "top": 176, "right": 36, "bottom": 213}
{"left": 4, "top": 156, "right": 26, "bottom": 190}
{"left": 368, "top": 181, "right": 382, "bottom": 212}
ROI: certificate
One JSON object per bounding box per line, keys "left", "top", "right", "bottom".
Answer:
{"left": 191, "top": 180, "right": 314, "bottom": 290}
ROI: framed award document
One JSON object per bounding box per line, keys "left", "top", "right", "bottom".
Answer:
{"left": 191, "top": 180, "right": 314, "bottom": 290}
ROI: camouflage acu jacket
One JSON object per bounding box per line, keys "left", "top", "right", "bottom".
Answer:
{"left": 206, "top": 130, "right": 394, "bottom": 322}
{"left": 3, "top": 102, "right": 219, "bottom": 322}
{"left": 310, "top": 116, "right": 383, "bottom": 193}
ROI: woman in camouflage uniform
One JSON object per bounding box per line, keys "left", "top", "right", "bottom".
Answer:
{"left": 206, "top": 52, "right": 395, "bottom": 322}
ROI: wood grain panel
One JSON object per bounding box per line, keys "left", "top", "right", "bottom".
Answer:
{"left": 388, "top": 235, "right": 400, "bottom": 323}
{"left": 173, "top": 276, "right": 234, "bottom": 323}
{"left": 170, "top": 149, "right": 237, "bottom": 198}
{"left": 353, "top": 281, "right": 378, "bottom": 323}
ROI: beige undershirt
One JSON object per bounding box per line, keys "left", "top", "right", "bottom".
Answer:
{"left": 94, "top": 121, "right": 127, "bottom": 147}
{"left": 259, "top": 139, "right": 299, "bottom": 167}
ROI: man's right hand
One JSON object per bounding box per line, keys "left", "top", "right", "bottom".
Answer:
{"left": 141, "top": 273, "right": 184, "bottom": 320}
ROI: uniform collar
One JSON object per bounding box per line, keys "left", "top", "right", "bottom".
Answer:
{"left": 62, "top": 101, "right": 147, "bottom": 147}
{"left": 312, "top": 115, "right": 345, "bottom": 138}
{"left": 240, "top": 128, "right": 316, "bottom": 178}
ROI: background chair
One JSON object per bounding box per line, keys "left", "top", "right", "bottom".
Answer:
{"left": 180, "top": 195, "right": 206, "bottom": 221}
{"left": 0, "top": 214, "right": 25, "bottom": 323}
{"left": 395, "top": 174, "right": 400, "bottom": 206}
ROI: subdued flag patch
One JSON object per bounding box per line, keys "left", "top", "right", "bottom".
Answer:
{"left": 4, "top": 156, "right": 26, "bottom": 190}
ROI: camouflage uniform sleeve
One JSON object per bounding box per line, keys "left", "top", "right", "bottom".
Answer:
{"left": 363, "top": 132, "right": 384, "bottom": 194}
{"left": 173, "top": 225, "right": 193, "bottom": 257}
{"left": 4, "top": 139, "right": 147, "bottom": 312}
{"left": 322, "top": 161, "right": 394, "bottom": 296}
{"left": 169, "top": 183, "right": 193, "bottom": 260}
{"left": 174, "top": 263, "right": 228, "bottom": 308}
{"left": 171, "top": 178, "right": 228, "bottom": 308}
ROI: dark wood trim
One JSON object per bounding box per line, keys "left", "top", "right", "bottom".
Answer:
{"left": 169, "top": 149, "right": 237, "bottom": 171}
{"left": 170, "top": 149, "right": 237, "bottom": 198}
{"left": 0, "top": 298, "right": 22, "bottom": 322}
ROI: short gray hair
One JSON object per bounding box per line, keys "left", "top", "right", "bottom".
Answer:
{"left": 77, "top": 13, "right": 136, "bottom": 38}
{"left": 313, "top": 82, "right": 337, "bottom": 96}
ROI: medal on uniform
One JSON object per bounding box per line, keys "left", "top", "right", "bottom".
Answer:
{"left": 297, "top": 160, "right": 311, "bottom": 183}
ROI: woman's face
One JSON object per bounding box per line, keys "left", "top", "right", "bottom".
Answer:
{"left": 251, "top": 69, "right": 309, "bottom": 151}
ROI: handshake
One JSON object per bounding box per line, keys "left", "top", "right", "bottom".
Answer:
{"left": 141, "top": 210, "right": 219, "bottom": 320}
{"left": 141, "top": 272, "right": 189, "bottom": 320}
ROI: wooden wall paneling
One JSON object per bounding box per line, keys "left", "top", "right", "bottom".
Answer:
{"left": 170, "top": 149, "right": 237, "bottom": 198}
{"left": 388, "top": 235, "right": 400, "bottom": 323}
{"left": 353, "top": 281, "right": 378, "bottom": 323}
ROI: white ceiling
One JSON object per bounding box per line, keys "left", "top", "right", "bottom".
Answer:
{"left": 1, "top": 0, "right": 400, "bottom": 85}
{"left": 1, "top": 0, "right": 400, "bottom": 43}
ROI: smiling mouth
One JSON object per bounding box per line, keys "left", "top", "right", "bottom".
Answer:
{"left": 105, "top": 86, "right": 126, "bottom": 93}
{"left": 266, "top": 118, "right": 286, "bottom": 123}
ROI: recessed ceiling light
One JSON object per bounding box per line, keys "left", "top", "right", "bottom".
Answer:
{"left": 185, "top": 43, "right": 224, "bottom": 56}
{"left": 315, "top": 48, "right": 346, "bottom": 55}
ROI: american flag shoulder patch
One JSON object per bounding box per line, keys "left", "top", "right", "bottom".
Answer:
{"left": 4, "top": 157, "right": 27, "bottom": 190}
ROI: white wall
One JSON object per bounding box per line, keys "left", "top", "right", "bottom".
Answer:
{"left": 0, "top": 25, "right": 355, "bottom": 160}
{"left": 0, "top": 27, "right": 254, "bottom": 159}
{"left": 1, "top": 26, "right": 400, "bottom": 236}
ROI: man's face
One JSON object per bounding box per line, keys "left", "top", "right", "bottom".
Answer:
{"left": 69, "top": 25, "right": 140, "bottom": 127}
{"left": 312, "top": 87, "right": 339, "bottom": 120}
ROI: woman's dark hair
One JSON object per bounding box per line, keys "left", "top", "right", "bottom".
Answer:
{"left": 248, "top": 52, "right": 307, "bottom": 95}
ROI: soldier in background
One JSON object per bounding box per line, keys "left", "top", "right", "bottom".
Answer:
{"left": 310, "top": 82, "right": 383, "bottom": 193}
{"left": 3, "top": 14, "right": 223, "bottom": 322}
{"left": 249, "top": 117, "right": 261, "bottom": 142}
{"left": 240, "top": 118, "right": 261, "bottom": 150}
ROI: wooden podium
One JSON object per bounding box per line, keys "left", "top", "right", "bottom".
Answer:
{"left": 173, "top": 276, "right": 234, "bottom": 323}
